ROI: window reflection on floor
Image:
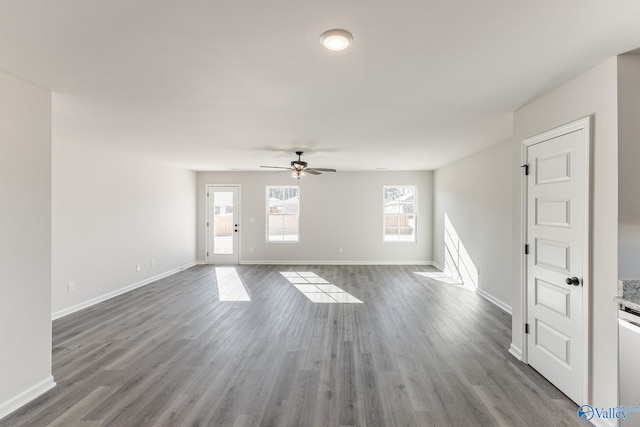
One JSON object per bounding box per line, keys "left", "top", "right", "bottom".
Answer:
{"left": 280, "top": 272, "right": 363, "bottom": 304}
{"left": 215, "top": 267, "right": 251, "bottom": 301}
{"left": 413, "top": 271, "right": 463, "bottom": 285}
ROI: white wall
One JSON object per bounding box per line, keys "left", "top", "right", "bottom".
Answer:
{"left": 618, "top": 54, "right": 640, "bottom": 279}
{"left": 52, "top": 138, "right": 197, "bottom": 318}
{"left": 196, "top": 171, "right": 432, "bottom": 264}
{"left": 512, "top": 58, "right": 618, "bottom": 413}
{"left": 433, "top": 140, "right": 513, "bottom": 311}
{"left": 0, "top": 72, "right": 55, "bottom": 417}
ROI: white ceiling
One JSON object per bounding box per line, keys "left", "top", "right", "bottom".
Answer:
{"left": 1, "top": 1, "right": 640, "bottom": 171}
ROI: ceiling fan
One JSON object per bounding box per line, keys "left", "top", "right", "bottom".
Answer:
{"left": 260, "top": 151, "right": 337, "bottom": 179}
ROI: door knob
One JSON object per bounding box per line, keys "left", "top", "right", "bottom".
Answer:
{"left": 565, "top": 277, "right": 580, "bottom": 286}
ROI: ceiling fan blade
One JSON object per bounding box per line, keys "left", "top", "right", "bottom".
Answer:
{"left": 260, "top": 166, "right": 293, "bottom": 170}
{"left": 305, "top": 169, "right": 321, "bottom": 175}
{"left": 307, "top": 168, "right": 336, "bottom": 173}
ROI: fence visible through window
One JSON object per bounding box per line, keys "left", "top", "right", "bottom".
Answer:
{"left": 383, "top": 185, "right": 416, "bottom": 242}
{"left": 267, "top": 186, "right": 300, "bottom": 242}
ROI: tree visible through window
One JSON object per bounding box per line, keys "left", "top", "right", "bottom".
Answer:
{"left": 267, "top": 186, "right": 300, "bottom": 242}
{"left": 383, "top": 185, "right": 416, "bottom": 242}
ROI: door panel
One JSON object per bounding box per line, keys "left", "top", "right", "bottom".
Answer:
{"left": 536, "top": 198, "right": 570, "bottom": 227}
{"left": 535, "top": 279, "right": 570, "bottom": 317}
{"left": 535, "top": 319, "right": 570, "bottom": 364}
{"left": 207, "top": 185, "right": 240, "bottom": 264}
{"left": 535, "top": 239, "right": 570, "bottom": 273}
{"left": 525, "top": 119, "right": 589, "bottom": 405}
{"left": 535, "top": 151, "right": 571, "bottom": 184}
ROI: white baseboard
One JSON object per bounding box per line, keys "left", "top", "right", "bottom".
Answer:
{"left": 52, "top": 262, "right": 198, "bottom": 320}
{"left": 0, "top": 376, "right": 56, "bottom": 420}
{"left": 239, "top": 260, "right": 435, "bottom": 266}
{"left": 508, "top": 343, "right": 522, "bottom": 360}
{"left": 432, "top": 262, "right": 444, "bottom": 271}
{"left": 590, "top": 416, "right": 617, "bottom": 427}
{"left": 428, "top": 264, "right": 512, "bottom": 315}
{"left": 476, "top": 288, "right": 512, "bottom": 315}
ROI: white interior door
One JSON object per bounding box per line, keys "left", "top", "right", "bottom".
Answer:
{"left": 524, "top": 118, "right": 589, "bottom": 405}
{"left": 207, "top": 185, "right": 240, "bottom": 264}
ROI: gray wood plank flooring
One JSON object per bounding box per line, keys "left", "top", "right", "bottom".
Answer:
{"left": 0, "top": 265, "right": 582, "bottom": 426}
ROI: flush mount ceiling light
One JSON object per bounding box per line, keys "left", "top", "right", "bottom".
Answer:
{"left": 320, "top": 29, "right": 353, "bottom": 51}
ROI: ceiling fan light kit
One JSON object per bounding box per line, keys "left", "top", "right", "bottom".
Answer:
{"left": 261, "top": 151, "right": 337, "bottom": 180}
{"left": 291, "top": 170, "right": 306, "bottom": 179}
{"left": 320, "top": 29, "right": 353, "bottom": 51}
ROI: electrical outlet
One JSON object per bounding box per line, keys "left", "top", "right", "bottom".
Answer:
{"left": 151, "top": 259, "right": 156, "bottom": 267}
{"left": 249, "top": 247, "right": 254, "bottom": 253}
{"left": 68, "top": 281, "right": 76, "bottom": 292}
{"left": 136, "top": 263, "right": 141, "bottom": 271}
{"left": 338, "top": 247, "right": 343, "bottom": 253}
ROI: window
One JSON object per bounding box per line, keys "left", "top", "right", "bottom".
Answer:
{"left": 383, "top": 185, "right": 416, "bottom": 242}
{"left": 267, "top": 186, "right": 300, "bottom": 242}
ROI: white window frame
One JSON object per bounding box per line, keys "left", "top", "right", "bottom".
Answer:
{"left": 383, "top": 185, "right": 417, "bottom": 243}
{"left": 266, "top": 185, "right": 300, "bottom": 243}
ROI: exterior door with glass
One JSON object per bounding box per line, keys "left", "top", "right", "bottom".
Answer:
{"left": 207, "top": 185, "right": 240, "bottom": 264}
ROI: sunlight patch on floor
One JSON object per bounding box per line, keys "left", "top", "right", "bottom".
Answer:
{"left": 414, "top": 271, "right": 463, "bottom": 285}
{"left": 281, "top": 272, "right": 363, "bottom": 304}
{"left": 414, "top": 271, "right": 476, "bottom": 292}
{"left": 215, "top": 267, "right": 251, "bottom": 301}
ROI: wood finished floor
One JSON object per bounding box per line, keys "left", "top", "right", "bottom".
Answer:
{"left": 1, "top": 265, "right": 582, "bottom": 427}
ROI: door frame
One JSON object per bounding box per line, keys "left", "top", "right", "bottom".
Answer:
{"left": 206, "top": 184, "right": 241, "bottom": 264}
{"left": 520, "top": 116, "right": 591, "bottom": 403}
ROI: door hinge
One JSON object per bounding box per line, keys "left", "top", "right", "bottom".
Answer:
{"left": 207, "top": 222, "right": 209, "bottom": 227}
{"left": 524, "top": 244, "right": 529, "bottom": 255}
{"left": 206, "top": 251, "right": 209, "bottom": 257}
{"left": 521, "top": 164, "right": 529, "bottom": 176}
{"left": 207, "top": 192, "right": 209, "bottom": 197}
{"left": 525, "top": 323, "right": 529, "bottom": 334}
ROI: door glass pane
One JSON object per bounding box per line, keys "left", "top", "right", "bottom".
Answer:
{"left": 214, "top": 191, "right": 233, "bottom": 254}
